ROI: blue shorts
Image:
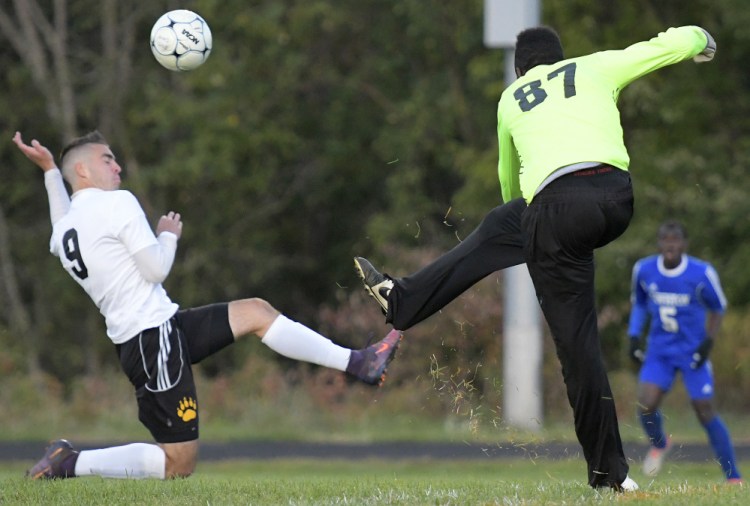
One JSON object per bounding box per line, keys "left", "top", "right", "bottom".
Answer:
{"left": 639, "top": 352, "right": 715, "bottom": 400}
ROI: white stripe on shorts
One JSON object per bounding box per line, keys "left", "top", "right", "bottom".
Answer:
{"left": 141, "top": 320, "right": 184, "bottom": 393}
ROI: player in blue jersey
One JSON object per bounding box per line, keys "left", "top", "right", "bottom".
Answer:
{"left": 628, "top": 221, "right": 741, "bottom": 483}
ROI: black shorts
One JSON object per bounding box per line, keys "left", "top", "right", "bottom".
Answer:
{"left": 116, "top": 303, "right": 235, "bottom": 443}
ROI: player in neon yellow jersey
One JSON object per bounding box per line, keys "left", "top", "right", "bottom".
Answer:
{"left": 498, "top": 26, "right": 712, "bottom": 202}
{"left": 354, "top": 26, "right": 715, "bottom": 491}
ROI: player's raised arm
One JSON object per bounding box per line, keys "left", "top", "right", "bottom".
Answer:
{"left": 13, "top": 131, "right": 71, "bottom": 224}
{"left": 593, "top": 26, "right": 715, "bottom": 89}
{"left": 12, "top": 132, "right": 57, "bottom": 172}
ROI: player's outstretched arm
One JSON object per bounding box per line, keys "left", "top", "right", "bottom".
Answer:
{"left": 12, "top": 132, "right": 57, "bottom": 172}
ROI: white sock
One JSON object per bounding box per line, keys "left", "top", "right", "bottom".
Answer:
{"left": 75, "top": 443, "right": 166, "bottom": 479}
{"left": 261, "top": 315, "right": 351, "bottom": 371}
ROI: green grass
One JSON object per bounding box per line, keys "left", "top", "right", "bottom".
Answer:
{"left": 1, "top": 459, "right": 746, "bottom": 505}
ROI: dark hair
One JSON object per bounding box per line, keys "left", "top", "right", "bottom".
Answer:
{"left": 658, "top": 220, "right": 688, "bottom": 240}
{"left": 60, "top": 130, "right": 108, "bottom": 161}
{"left": 515, "top": 26, "right": 564, "bottom": 74}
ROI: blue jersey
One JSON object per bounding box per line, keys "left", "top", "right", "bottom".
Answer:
{"left": 628, "top": 254, "right": 726, "bottom": 357}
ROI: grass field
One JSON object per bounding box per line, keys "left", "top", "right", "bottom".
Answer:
{"left": 1, "top": 458, "right": 747, "bottom": 505}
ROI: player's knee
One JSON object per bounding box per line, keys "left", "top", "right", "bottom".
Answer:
{"left": 166, "top": 461, "right": 195, "bottom": 479}
{"left": 638, "top": 400, "right": 661, "bottom": 414}
{"left": 636, "top": 395, "right": 658, "bottom": 412}
{"left": 161, "top": 442, "right": 198, "bottom": 479}
{"left": 692, "top": 400, "right": 715, "bottom": 425}
{"left": 164, "top": 453, "right": 197, "bottom": 479}
{"left": 638, "top": 405, "right": 657, "bottom": 416}
{"left": 252, "top": 297, "right": 277, "bottom": 315}
{"left": 228, "top": 298, "right": 281, "bottom": 337}
{"left": 243, "top": 297, "right": 279, "bottom": 322}
{"left": 230, "top": 297, "right": 274, "bottom": 316}
{"left": 636, "top": 384, "right": 663, "bottom": 411}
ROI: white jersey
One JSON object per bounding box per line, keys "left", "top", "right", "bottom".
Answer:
{"left": 49, "top": 188, "right": 178, "bottom": 344}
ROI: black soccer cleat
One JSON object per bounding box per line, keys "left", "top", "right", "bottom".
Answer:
{"left": 353, "top": 257, "right": 393, "bottom": 315}
{"left": 348, "top": 329, "right": 403, "bottom": 386}
{"left": 26, "top": 439, "right": 79, "bottom": 480}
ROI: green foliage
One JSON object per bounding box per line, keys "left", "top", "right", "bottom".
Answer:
{"left": 712, "top": 311, "right": 750, "bottom": 407}
{"left": 1, "top": 0, "right": 750, "bottom": 418}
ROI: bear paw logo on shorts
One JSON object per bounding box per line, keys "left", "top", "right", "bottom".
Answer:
{"left": 177, "top": 396, "right": 198, "bottom": 422}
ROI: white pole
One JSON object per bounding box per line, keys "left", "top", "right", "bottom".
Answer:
{"left": 489, "top": 1, "right": 544, "bottom": 432}
{"left": 502, "top": 265, "right": 543, "bottom": 431}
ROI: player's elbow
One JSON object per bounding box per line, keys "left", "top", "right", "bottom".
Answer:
{"left": 139, "top": 264, "right": 171, "bottom": 283}
{"left": 140, "top": 268, "right": 169, "bottom": 284}
{"left": 133, "top": 245, "right": 173, "bottom": 283}
{"left": 136, "top": 261, "right": 170, "bottom": 283}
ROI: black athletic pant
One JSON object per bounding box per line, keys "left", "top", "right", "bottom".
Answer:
{"left": 523, "top": 167, "right": 633, "bottom": 488}
{"left": 386, "top": 165, "right": 633, "bottom": 488}
{"left": 387, "top": 199, "right": 526, "bottom": 330}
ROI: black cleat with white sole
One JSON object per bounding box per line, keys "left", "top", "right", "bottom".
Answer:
{"left": 353, "top": 257, "right": 393, "bottom": 315}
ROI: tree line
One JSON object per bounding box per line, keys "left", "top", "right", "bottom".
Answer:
{"left": 1, "top": 0, "right": 748, "bottom": 409}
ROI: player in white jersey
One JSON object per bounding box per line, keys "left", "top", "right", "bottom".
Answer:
{"left": 13, "top": 130, "right": 402, "bottom": 480}
{"left": 628, "top": 221, "right": 741, "bottom": 483}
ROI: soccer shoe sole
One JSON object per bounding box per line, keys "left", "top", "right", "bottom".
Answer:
{"left": 26, "top": 440, "right": 74, "bottom": 480}
{"left": 353, "top": 258, "right": 390, "bottom": 314}
{"left": 372, "top": 331, "right": 403, "bottom": 387}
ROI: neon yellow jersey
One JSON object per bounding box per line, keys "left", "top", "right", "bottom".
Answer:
{"left": 497, "top": 26, "right": 709, "bottom": 203}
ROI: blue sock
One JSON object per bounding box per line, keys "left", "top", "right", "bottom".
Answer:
{"left": 640, "top": 410, "right": 668, "bottom": 448}
{"left": 704, "top": 416, "right": 741, "bottom": 480}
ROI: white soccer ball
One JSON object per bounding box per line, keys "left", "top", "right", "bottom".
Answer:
{"left": 150, "top": 10, "right": 212, "bottom": 72}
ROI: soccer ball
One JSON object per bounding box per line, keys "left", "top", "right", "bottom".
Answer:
{"left": 150, "top": 10, "right": 212, "bottom": 72}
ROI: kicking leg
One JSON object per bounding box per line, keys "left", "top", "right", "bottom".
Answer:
{"left": 356, "top": 199, "right": 526, "bottom": 330}
{"left": 230, "top": 298, "right": 401, "bottom": 386}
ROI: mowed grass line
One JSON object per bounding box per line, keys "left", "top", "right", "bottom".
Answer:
{"left": 0, "top": 459, "right": 747, "bottom": 505}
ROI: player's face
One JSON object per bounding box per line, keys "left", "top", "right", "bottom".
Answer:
{"left": 657, "top": 231, "right": 686, "bottom": 267}
{"left": 86, "top": 144, "right": 122, "bottom": 190}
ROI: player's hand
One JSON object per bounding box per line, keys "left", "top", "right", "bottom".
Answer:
{"left": 157, "top": 211, "right": 183, "bottom": 239}
{"left": 690, "top": 338, "right": 714, "bottom": 369}
{"left": 629, "top": 337, "right": 645, "bottom": 365}
{"left": 694, "top": 27, "right": 716, "bottom": 62}
{"left": 12, "top": 132, "right": 57, "bottom": 172}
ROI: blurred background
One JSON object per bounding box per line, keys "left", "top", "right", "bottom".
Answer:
{"left": 1, "top": 0, "right": 749, "bottom": 445}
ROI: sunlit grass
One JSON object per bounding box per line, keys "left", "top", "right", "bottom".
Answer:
{"left": 1, "top": 459, "right": 746, "bottom": 505}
